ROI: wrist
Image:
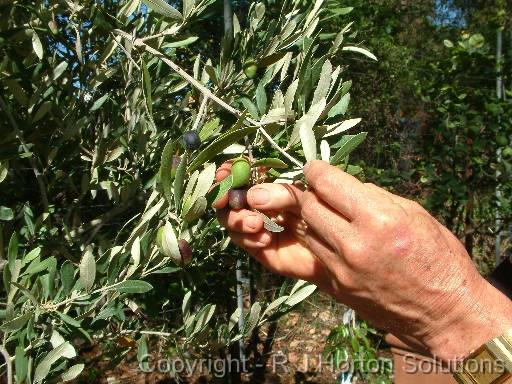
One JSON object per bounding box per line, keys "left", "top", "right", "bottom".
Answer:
{"left": 426, "top": 277, "right": 512, "bottom": 365}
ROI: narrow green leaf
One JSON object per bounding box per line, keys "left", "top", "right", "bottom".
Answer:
{"left": 142, "top": 60, "right": 153, "bottom": 116}
{"left": 207, "top": 175, "right": 233, "bottom": 205}
{"left": 57, "top": 312, "right": 81, "bottom": 328}
{"left": 32, "top": 101, "right": 52, "bottom": 123}
{"left": 32, "top": 32, "right": 43, "bottom": 60}
{"left": 320, "top": 140, "right": 330, "bottom": 162}
{"left": 255, "top": 82, "right": 267, "bottom": 115}
{"left": 23, "top": 247, "right": 41, "bottom": 266}
{"left": 327, "top": 93, "right": 350, "bottom": 119}
{"left": 199, "top": 118, "right": 220, "bottom": 141}
{"left": 188, "top": 124, "right": 257, "bottom": 173}
{"left": 137, "top": 336, "right": 150, "bottom": 371}
{"left": 183, "top": 0, "right": 195, "bottom": 17}
{"left": 312, "top": 60, "right": 332, "bottom": 106}
{"left": 252, "top": 158, "right": 288, "bottom": 169}
{"left": 61, "top": 364, "right": 85, "bottom": 382}
{"left": 15, "top": 346, "right": 28, "bottom": 383}
{"left": 243, "top": 302, "right": 261, "bottom": 336}
{"left": 191, "top": 304, "right": 216, "bottom": 336}
{"left": 79, "top": 249, "right": 96, "bottom": 291}
{"left": 331, "top": 132, "right": 368, "bottom": 165}
{"left": 52, "top": 61, "right": 68, "bottom": 81}
{"left": 240, "top": 98, "right": 259, "bottom": 119}
{"left": 173, "top": 152, "right": 188, "bottom": 210}
{"left": 34, "top": 342, "right": 73, "bottom": 384}
{"left": 183, "top": 196, "right": 207, "bottom": 222}
{"left": 284, "top": 284, "right": 317, "bottom": 307}
{"left": 191, "top": 163, "right": 216, "bottom": 203}
{"left": 90, "top": 93, "right": 109, "bottom": 111}
{"left": 299, "top": 99, "right": 327, "bottom": 161}
{"left": 228, "top": 307, "right": 241, "bottom": 332}
{"left": 144, "top": 0, "right": 183, "bottom": 20}
{"left": 163, "top": 36, "right": 199, "bottom": 48}
{"left": 158, "top": 221, "right": 181, "bottom": 262}
{"left": 290, "top": 98, "right": 325, "bottom": 148}
{"left": 11, "top": 283, "right": 38, "bottom": 306}
{"left": 110, "top": 280, "right": 154, "bottom": 294}
{"left": 342, "top": 46, "right": 378, "bottom": 61}
{"left": 258, "top": 52, "right": 287, "bottom": 68}
{"left": 60, "top": 261, "right": 75, "bottom": 295}
{"left": 8, "top": 232, "right": 18, "bottom": 274}
{"left": 256, "top": 210, "right": 285, "bottom": 233}
{"left": 23, "top": 257, "right": 56, "bottom": 276}
{"left": 262, "top": 296, "right": 289, "bottom": 318}
{"left": 159, "top": 138, "right": 175, "bottom": 205}
{"left": 1, "top": 312, "right": 32, "bottom": 331}
{"left": 0, "top": 161, "right": 8, "bottom": 183}
{"left": 324, "top": 118, "right": 361, "bottom": 138}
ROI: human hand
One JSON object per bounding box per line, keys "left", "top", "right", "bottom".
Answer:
{"left": 214, "top": 160, "right": 512, "bottom": 363}
{"left": 212, "top": 161, "right": 339, "bottom": 295}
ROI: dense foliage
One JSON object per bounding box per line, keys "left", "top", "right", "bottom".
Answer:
{"left": 0, "top": 0, "right": 375, "bottom": 382}
{"left": 1, "top": 0, "right": 511, "bottom": 383}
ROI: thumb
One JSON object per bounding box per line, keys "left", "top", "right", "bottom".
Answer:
{"left": 247, "top": 183, "right": 304, "bottom": 215}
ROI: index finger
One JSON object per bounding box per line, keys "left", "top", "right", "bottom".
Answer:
{"left": 303, "top": 160, "right": 374, "bottom": 220}
{"left": 212, "top": 161, "right": 233, "bottom": 209}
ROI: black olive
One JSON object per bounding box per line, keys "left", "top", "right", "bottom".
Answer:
{"left": 229, "top": 189, "right": 248, "bottom": 210}
{"left": 182, "top": 131, "right": 201, "bottom": 150}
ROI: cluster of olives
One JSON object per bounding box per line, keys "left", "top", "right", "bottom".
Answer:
{"left": 158, "top": 133, "right": 256, "bottom": 264}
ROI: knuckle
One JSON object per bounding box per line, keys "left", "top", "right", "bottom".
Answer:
{"left": 372, "top": 211, "right": 398, "bottom": 231}
{"left": 344, "top": 242, "right": 369, "bottom": 269}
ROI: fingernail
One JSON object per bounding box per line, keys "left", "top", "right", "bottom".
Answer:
{"left": 245, "top": 216, "right": 259, "bottom": 229}
{"left": 249, "top": 187, "right": 270, "bottom": 206}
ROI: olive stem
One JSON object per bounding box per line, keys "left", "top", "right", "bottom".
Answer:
{"left": 0, "top": 346, "right": 12, "bottom": 384}
{"left": 192, "top": 95, "right": 209, "bottom": 132}
{"left": 113, "top": 30, "right": 303, "bottom": 169}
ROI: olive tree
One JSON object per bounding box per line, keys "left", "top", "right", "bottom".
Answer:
{"left": 0, "top": 0, "right": 372, "bottom": 382}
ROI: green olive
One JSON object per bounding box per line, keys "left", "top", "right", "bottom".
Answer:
{"left": 243, "top": 60, "right": 258, "bottom": 79}
{"left": 231, "top": 158, "right": 251, "bottom": 188}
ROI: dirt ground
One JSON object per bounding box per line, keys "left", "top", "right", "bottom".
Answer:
{"left": 76, "top": 293, "right": 389, "bottom": 384}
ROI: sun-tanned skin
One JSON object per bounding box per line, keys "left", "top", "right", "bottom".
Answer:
{"left": 213, "top": 160, "right": 512, "bottom": 365}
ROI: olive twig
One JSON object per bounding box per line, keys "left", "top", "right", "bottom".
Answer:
{"left": 192, "top": 95, "right": 209, "bottom": 132}
{"left": 113, "top": 30, "right": 303, "bottom": 169}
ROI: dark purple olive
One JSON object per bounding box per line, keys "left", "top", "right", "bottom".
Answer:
{"left": 229, "top": 189, "right": 248, "bottom": 210}
{"left": 182, "top": 131, "right": 201, "bottom": 150}
{"left": 178, "top": 239, "right": 193, "bottom": 265}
